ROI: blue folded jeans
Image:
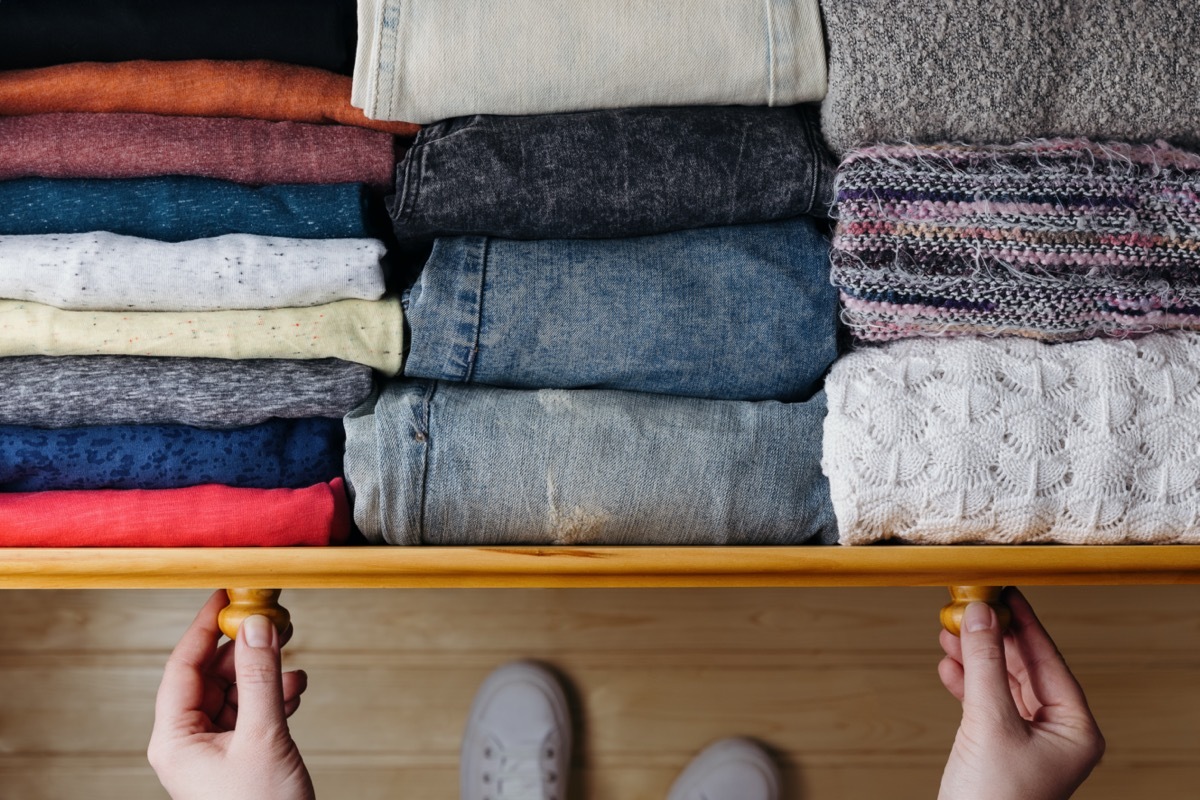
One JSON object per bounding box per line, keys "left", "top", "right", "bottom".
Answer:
{"left": 402, "top": 218, "right": 838, "bottom": 402}
{"left": 344, "top": 380, "right": 836, "bottom": 546}
{"left": 0, "top": 177, "right": 373, "bottom": 240}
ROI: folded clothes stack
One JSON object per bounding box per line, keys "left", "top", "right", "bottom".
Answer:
{"left": 7, "top": 0, "right": 1196, "bottom": 550}
{"left": 0, "top": 0, "right": 415, "bottom": 546}
{"left": 820, "top": 0, "right": 1200, "bottom": 545}
{"left": 346, "top": 0, "right": 841, "bottom": 546}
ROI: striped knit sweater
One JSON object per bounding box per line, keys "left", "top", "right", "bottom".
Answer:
{"left": 830, "top": 139, "right": 1200, "bottom": 342}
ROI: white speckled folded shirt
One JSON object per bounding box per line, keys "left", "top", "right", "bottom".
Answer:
{"left": 0, "top": 231, "right": 387, "bottom": 310}
{"left": 0, "top": 297, "right": 404, "bottom": 374}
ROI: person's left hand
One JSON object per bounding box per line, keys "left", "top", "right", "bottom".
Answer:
{"left": 148, "top": 590, "right": 315, "bottom": 800}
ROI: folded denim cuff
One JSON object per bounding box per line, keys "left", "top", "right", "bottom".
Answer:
{"left": 355, "top": 0, "right": 828, "bottom": 123}
{"left": 401, "top": 237, "right": 486, "bottom": 383}
{"left": 390, "top": 108, "right": 837, "bottom": 241}
{"left": 404, "top": 220, "right": 838, "bottom": 400}
{"left": 344, "top": 382, "right": 430, "bottom": 545}
{"left": 347, "top": 380, "right": 838, "bottom": 546}
{"left": 768, "top": 0, "right": 828, "bottom": 105}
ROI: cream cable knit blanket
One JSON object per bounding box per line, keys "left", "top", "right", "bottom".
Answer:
{"left": 823, "top": 335, "right": 1200, "bottom": 544}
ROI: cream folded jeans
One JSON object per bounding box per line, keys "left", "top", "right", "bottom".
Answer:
{"left": 353, "top": 0, "right": 827, "bottom": 122}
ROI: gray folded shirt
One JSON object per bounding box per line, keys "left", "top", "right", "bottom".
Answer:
{"left": 0, "top": 357, "right": 374, "bottom": 429}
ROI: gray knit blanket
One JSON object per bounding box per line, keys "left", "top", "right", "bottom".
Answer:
{"left": 819, "top": 0, "right": 1200, "bottom": 155}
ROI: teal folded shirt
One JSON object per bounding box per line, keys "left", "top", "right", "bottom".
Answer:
{"left": 0, "top": 177, "right": 374, "bottom": 240}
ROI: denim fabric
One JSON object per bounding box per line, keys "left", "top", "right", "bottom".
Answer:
{"left": 344, "top": 380, "right": 836, "bottom": 546}
{"left": 0, "top": 0, "right": 357, "bottom": 73}
{"left": 0, "top": 418, "right": 344, "bottom": 492}
{"left": 402, "top": 219, "right": 838, "bottom": 402}
{"left": 353, "top": 0, "right": 827, "bottom": 122}
{"left": 0, "top": 178, "right": 373, "bottom": 241}
{"left": 389, "top": 106, "right": 835, "bottom": 241}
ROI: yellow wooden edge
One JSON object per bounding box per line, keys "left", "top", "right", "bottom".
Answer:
{"left": 1, "top": 546, "right": 1200, "bottom": 588}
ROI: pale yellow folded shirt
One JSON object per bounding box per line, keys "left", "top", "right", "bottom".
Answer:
{"left": 0, "top": 297, "right": 404, "bottom": 374}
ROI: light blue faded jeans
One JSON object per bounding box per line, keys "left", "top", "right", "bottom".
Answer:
{"left": 402, "top": 218, "right": 838, "bottom": 402}
{"left": 344, "top": 380, "right": 835, "bottom": 546}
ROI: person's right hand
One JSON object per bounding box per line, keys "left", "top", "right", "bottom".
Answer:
{"left": 937, "top": 587, "right": 1105, "bottom": 800}
{"left": 148, "top": 590, "right": 315, "bottom": 800}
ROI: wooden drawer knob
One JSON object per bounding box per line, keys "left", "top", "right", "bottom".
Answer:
{"left": 217, "top": 588, "right": 291, "bottom": 640}
{"left": 940, "top": 586, "right": 1012, "bottom": 636}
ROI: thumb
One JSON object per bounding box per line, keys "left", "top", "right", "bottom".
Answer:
{"left": 232, "top": 615, "right": 288, "bottom": 743}
{"left": 959, "top": 602, "right": 1020, "bottom": 725}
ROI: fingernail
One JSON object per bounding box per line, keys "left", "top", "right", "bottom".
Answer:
{"left": 964, "top": 602, "right": 994, "bottom": 633}
{"left": 242, "top": 615, "right": 272, "bottom": 648}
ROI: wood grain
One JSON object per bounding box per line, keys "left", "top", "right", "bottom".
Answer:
{"left": 0, "top": 587, "right": 1195, "bottom": 798}
{"left": 2, "top": 546, "right": 1200, "bottom": 588}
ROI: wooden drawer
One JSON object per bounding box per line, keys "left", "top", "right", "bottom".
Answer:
{"left": 2, "top": 545, "right": 1199, "bottom": 588}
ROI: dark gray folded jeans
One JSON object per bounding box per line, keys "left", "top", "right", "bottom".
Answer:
{"left": 389, "top": 106, "right": 834, "bottom": 241}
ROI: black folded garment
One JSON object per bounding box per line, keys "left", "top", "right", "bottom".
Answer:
{"left": 0, "top": 0, "right": 357, "bottom": 74}
{"left": 389, "top": 105, "right": 835, "bottom": 241}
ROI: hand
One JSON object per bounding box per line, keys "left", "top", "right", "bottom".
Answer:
{"left": 937, "top": 588, "right": 1104, "bottom": 800}
{"left": 148, "top": 590, "right": 316, "bottom": 800}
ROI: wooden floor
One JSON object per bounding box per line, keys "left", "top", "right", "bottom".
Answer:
{"left": 0, "top": 586, "right": 1195, "bottom": 799}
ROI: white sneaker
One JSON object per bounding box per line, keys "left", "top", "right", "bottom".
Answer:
{"left": 666, "top": 738, "right": 781, "bottom": 800}
{"left": 460, "top": 661, "right": 571, "bottom": 800}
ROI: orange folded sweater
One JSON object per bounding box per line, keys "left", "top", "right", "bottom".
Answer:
{"left": 0, "top": 59, "right": 419, "bottom": 135}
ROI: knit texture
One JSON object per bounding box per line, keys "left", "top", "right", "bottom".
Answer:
{"left": 0, "top": 178, "right": 374, "bottom": 240}
{"left": 0, "top": 297, "right": 404, "bottom": 374}
{"left": 0, "top": 113, "right": 396, "bottom": 190}
{"left": 831, "top": 139, "right": 1200, "bottom": 342}
{"left": 823, "top": 335, "right": 1200, "bottom": 545}
{"left": 0, "top": 357, "right": 374, "bottom": 429}
{"left": 0, "top": 480, "right": 351, "bottom": 547}
{"left": 0, "top": 232, "right": 386, "bottom": 311}
{"left": 819, "top": 0, "right": 1200, "bottom": 155}
{"left": 0, "top": 418, "right": 344, "bottom": 491}
{"left": 0, "top": 60, "right": 419, "bottom": 135}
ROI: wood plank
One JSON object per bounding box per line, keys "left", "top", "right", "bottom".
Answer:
{"left": 0, "top": 661, "right": 1195, "bottom": 760}
{"left": 2, "top": 546, "right": 1200, "bottom": 589}
{"left": 0, "top": 755, "right": 1194, "bottom": 800}
{"left": 1, "top": 587, "right": 1197, "bottom": 667}
{"left": 0, "top": 588, "right": 1194, "bottom": 800}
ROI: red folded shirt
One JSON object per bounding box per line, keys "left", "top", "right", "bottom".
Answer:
{"left": 0, "top": 113, "right": 397, "bottom": 190}
{"left": 0, "top": 480, "right": 350, "bottom": 546}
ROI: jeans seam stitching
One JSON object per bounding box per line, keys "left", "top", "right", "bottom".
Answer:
{"left": 765, "top": 0, "right": 777, "bottom": 106}
{"left": 415, "top": 381, "right": 434, "bottom": 544}
{"left": 397, "top": 131, "right": 426, "bottom": 223}
{"left": 803, "top": 112, "right": 821, "bottom": 214}
{"left": 462, "top": 238, "right": 489, "bottom": 383}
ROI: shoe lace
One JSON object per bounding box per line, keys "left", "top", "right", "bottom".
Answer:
{"left": 483, "top": 737, "right": 560, "bottom": 800}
